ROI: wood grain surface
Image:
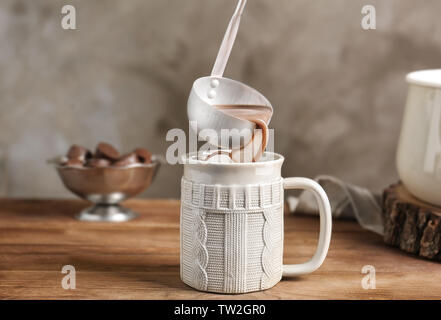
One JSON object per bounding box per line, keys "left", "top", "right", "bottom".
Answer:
{"left": 0, "top": 199, "right": 440, "bottom": 300}
{"left": 383, "top": 183, "right": 441, "bottom": 261}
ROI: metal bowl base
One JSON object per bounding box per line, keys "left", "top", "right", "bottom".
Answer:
{"left": 76, "top": 204, "right": 138, "bottom": 222}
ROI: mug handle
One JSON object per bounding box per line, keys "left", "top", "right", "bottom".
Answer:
{"left": 282, "top": 177, "right": 332, "bottom": 276}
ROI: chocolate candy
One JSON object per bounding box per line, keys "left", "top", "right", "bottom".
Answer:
{"left": 134, "top": 148, "right": 152, "bottom": 164}
{"left": 63, "top": 143, "right": 152, "bottom": 168}
{"left": 67, "top": 145, "right": 91, "bottom": 161}
{"left": 113, "top": 152, "right": 138, "bottom": 167}
{"left": 86, "top": 158, "right": 111, "bottom": 168}
{"left": 95, "top": 142, "right": 120, "bottom": 161}
{"left": 65, "top": 158, "right": 84, "bottom": 167}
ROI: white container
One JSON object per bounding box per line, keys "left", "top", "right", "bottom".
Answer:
{"left": 397, "top": 69, "right": 441, "bottom": 206}
{"left": 180, "top": 152, "right": 332, "bottom": 294}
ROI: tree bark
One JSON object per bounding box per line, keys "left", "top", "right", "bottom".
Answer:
{"left": 383, "top": 182, "right": 441, "bottom": 261}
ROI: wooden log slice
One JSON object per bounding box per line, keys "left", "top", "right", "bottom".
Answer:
{"left": 383, "top": 182, "right": 441, "bottom": 261}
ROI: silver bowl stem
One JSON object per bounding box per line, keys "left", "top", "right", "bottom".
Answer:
{"left": 76, "top": 204, "right": 138, "bottom": 222}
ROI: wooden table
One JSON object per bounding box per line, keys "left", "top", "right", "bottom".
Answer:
{"left": 0, "top": 199, "right": 440, "bottom": 300}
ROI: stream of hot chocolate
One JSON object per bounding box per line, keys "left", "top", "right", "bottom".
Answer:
{"left": 213, "top": 104, "right": 272, "bottom": 162}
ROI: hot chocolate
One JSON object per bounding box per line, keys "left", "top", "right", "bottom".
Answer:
{"left": 214, "top": 104, "right": 272, "bottom": 162}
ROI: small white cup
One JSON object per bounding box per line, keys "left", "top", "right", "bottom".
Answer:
{"left": 180, "top": 152, "right": 332, "bottom": 294}
{"left": 397, "top": 69, "right": 441, "bottom": 206}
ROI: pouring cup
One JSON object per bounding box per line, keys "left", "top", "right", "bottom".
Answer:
{"left": 187, "top": 76, "right": 273, "bottom": 149}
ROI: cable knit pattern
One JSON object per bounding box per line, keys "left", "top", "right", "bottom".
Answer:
{"left": 261, "top": 208, "right": 274, "bottom": 288}
{"left": 192, "top": 209, "right": 208, "bottom": 291}
{"left": 180, "top": 177, "right": 283, "bottom": 293}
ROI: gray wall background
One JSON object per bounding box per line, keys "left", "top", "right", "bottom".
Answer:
{"left": 1, "top": 0, "right": 441, "bottom": 199}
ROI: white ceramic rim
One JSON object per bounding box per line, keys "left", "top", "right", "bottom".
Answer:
{"left": 406, "top": 69, "right": 441, "bottom": 89}
{"left": 182, "top": 151, "right": 284, "bottom": 167}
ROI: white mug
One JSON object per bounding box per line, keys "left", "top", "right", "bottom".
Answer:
{"left": 397, "top": 69, "right": 441, "bottom": 206}
{"left": 180, "top": 152, "right": 332, "bottom": 294}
